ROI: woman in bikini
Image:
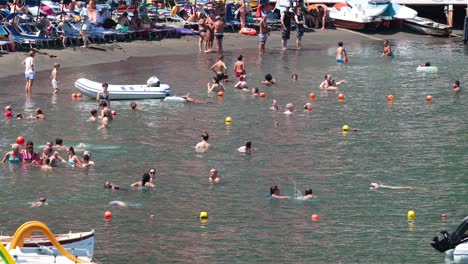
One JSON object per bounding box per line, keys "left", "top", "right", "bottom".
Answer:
{"left": 67, "top": 146, "right": 81, "bottom": 167}
{"left": 2, "top": 143, "right": 22, "bottom": 163}
{"left": 198, "top": 13, "right": 208, "bottom": 52}
{"left": 21, "top": 141, "right": 41, "bottom": 164}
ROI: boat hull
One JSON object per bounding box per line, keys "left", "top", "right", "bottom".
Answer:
{"left": 0, "top": 231, "right": 95, "bottom": 258}
{"left": 404, "top": 22, "right": 451, "bottom": 36}
{"left": 404, "top": 17, "right": 451, "bottom": 37}
{"left": 75, "top": 78, "right": 172, "bottom": 100}
{"left": 330, "top": 4, "right": 382, "bottom": 30}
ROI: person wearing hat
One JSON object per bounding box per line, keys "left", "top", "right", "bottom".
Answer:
{"left": 80, "top": 14, "right": 91, "bottom": 48}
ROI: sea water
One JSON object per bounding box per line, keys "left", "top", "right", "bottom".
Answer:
{"left": 0, "top": 37, "right": 467, "bottom": 263}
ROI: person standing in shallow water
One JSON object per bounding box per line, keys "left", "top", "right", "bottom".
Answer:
{"left": 382, "top": 40, "right": 393, "bottom": 57}
{"left": 195, "top": 132, "right": 212, "bottom": 152}
{"left": 294, "top": 7, "right": 306, "bottom": 50}
{"left": 258, "top": 14, "right": 268, "bottom": 54}
{"left": 280, "top": 6, "right": 293, "bottom": 50}
{"left": 22, "top": 50, "right": 35, "bottom": 95}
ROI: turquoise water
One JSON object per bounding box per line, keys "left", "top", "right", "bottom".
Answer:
{"left": 0, "top": 38, "right": 467, "bottom": 263}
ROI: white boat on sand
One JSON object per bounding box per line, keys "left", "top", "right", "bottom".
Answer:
{"left": 75, "top": 76, "right": 172, "bottom": 100}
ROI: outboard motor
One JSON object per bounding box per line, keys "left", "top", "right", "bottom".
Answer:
{"left": 147, "top": 76, "right": 160, "bottom": 87}
{"left": 432, "top": 216, "right": 468, "bottom": 253}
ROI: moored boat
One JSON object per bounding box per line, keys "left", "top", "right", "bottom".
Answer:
{"left": 404, "top": 16, "right": 451, "bottom": 37}
{"left": 75, "top": 76, "right": 172, "bottom": 100}
{"left": 329, "top": 3, "right": 382, "bottom": 30}
{"left": 345, "top": 0, "right": 390, "bottom": 17}
{"left": 432, "top": 216, "right": 468, "bottom": 263}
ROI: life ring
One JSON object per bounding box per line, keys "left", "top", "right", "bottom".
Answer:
{"left": 240, "top": 27, "right": 257, "bottom": 36}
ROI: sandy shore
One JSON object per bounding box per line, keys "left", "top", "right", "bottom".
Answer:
{"left": 0, "top": 28, "right": 460, "bottom": 79}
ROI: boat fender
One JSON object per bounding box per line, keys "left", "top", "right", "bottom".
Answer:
{"left": 147, "top": 76, "right": 160, "bottom": 87}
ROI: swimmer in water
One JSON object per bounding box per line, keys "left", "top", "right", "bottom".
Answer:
{"left": 30, "top": 197, "right": 48, "bottom": 207}
{"left": 452, "top": 80, "right": 461, "bottom": 92}
{"left": 261, "top": 74, "right": 276, "bottom": 85}
{"left": 270, "top": 186, "right": 289, "bottom": 199}
{"left": 67, "top": 146, "right": 81, "bottom": 167}
{"left": 131, "top": 172, "right": 156, "bottom": 188}
{"left": 291, "top": 73, "right": 298, "bottom": 81}
{"left": 418, "top": 62, "right": 431, "bottom": 67}
{"left": 304, "top": 102, "right": 312, "bottom": 111}
{"left": 234, "top": 75, "right": 249, "bottom": 91}
{"left": 237, "top": 141, "right": 252, "bottom": 153}
{"left": 195, "top": 132, "right": 212, "bottom": 153}
{"left": 209, "top": 168, "right": 220, "bottom": 183}
{"left": 109, "top": 200, "right": 127, "bottom": 207}
{"left": 270, "top": 99, "right": 279, "bottom": 110}
{"left": 182, "top": 93, "right": 207, "bottom": 103}
{"left": 104, "top": 181, "right": 121, "bottom": 190}
{"left": 99, "top": 116, "right": 109, "bottom": 129}
{"left": 55, "top": 138, "right": 67, "bottom": 150}
{"left": 302, "top": 188, "right": 316, "bottom": 199}
{"left": 82, "top": 153, "right": 94, "bottom": 168}
{"left": 326, "top": 79, "right": 346, "bottom": 91}
{"left": 4, "top": 105, "right": 12, "bottom": 118}
{"left": 252, "top": 87, "right": 259, "bottom": 96}
{"left": 207, "top": 76, "right": 225, "bottom": 93}
{"left": 284, "top": 103, "right": 294, "bottom": 114}
{"left": 2, "top": 143, "right": 22, "bottom": 163}
{"left": 88, "top": 109, "right": 98, "bottom": 121}
{"left": 369, "top": 182, "right": 415, "bottom": 190}
{"left": 336, "top": 41, "right": 347, "bottom": 63}
{"left": 382, "top": 40, "right": 393, "bottom": 57}
{"left": 35, "top": 108, "right": 45, "bottom": 119}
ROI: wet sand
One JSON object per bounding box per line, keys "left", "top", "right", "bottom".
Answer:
{"left": 0, "top": 29, "right": 459, "bottom": 79}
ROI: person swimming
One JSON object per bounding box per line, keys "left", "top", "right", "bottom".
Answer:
{"left": 261, "top": 74, "right": 276, "bottom": 85}
{"left": 238, "top": 141, "right": 252, "bottom": 153}
{"left": 270, "top": 186, "right": 289, "bottom": 199}
{"left": 270, "top": 99, "right": 279, "bottom": 110}
{"left": 30, "top": 197, "right": 48, "bottom": 207}
{"left": 131, "top": 171, "right": 156, "bottom": 188}
{"left": 291, "top": 73, "right": 298, "bottom": 81}
{"left": 104, "top": 181, "right": 121, "bottom": 190}
{"left": 302, "top": 188, "right": 316, "bottom": 199}
{"left": 2, "top": 143, "right": 22, "bottom": 163}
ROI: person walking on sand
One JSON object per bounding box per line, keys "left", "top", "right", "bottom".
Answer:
{"left": 50, "top": 63, "right": 60, "bottom": 94}
{"left": 294, "top": 7, "right": 306, "bottom": 50}
{"left": 213, "top": 16, "right": 225, "bottom": 56}
{"left": 80, "top": 14, "right": 91, "bottom": 48}
{"left": 258, "top": 14, "right": 268, "bottom": 54}
{"left": 280, "top": 6, "right": 293, "bottom": 50}
{"left": 22, "top": 50, "right": 35, "bottom": 94}
{"left": 336, "top": 42, "right": 348, "bottom": 63}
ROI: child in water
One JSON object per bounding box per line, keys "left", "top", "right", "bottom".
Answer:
{"left": 452, "top": 80, "right": 461, "bottom": 92}
{"left": 261, "top": 74, "right": 276, "bottom": 85}
{"left": 270, "top": 186, "right": 289, "bottom": 199}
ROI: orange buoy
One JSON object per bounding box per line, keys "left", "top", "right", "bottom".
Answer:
{"left": 218, "top": 91, "right": 224, "bottom": 97}
{"left": 309, "top": 93, "right": 316, "bottom": 100}
{"left": 338, "top": 93, "right": 345, "bottom": 100}
{"left": 16, "top": 136, "right": 25, "bottom": 145}
{"left": 311, "top": 214, "right": 319, "bottom": 222}
{"left": 426, "top": 95, "right": 433, "bottom": 102}
{"left": 259, "top": 92, "right": 266, "bottom": 98}
{"left": 104, "top": 211, "right": 112, "bottom": 221}
{"left": 111, "top": 110, "right": 117, "bottom": 115}
{"left": 388, "top": 95, "right": 394, "bottom": 101}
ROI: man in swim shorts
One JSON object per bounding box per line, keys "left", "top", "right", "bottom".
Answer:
{"left": 280, "top": 6, "right": 293, "bottom": 50}
{"left": 210, "top": 55, "right": 228, "bottom": 81}
{"left": 213, "top": 16, "right": 225, "bottom": 56}
{"left": 234, "top": 55, "right": 245, "bottom": 80}
{"left": 22, "top": 50, "right": 35, "bottom": 94}
{"left": 336, "top": 42, "right": 347, "bottom": 63}
{"left": 50, "top": 63, "right": 60, "bottom": 94}
{"left": 258, "top": 14, "right": 268, "bottom": 54}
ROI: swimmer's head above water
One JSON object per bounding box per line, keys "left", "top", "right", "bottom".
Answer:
{"left": 369, "top": 182, "right": 380, "bottom": 189}
{"left": 130, "top": 102, "right": 137, "bottom": 110}
{"left": 305, "top": 188, "right": 313, "bottom": 195}
{"left": 270, "top": 186, "right": 280, "bottom": 196}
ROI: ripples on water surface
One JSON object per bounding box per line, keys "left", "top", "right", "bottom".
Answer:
{"left": 0, "top": 38, "right": 467, "bottom": 263}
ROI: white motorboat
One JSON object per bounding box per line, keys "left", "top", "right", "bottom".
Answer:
{"left": 432, "top": 216, "right": 468, "bottom": 263}
{"left": 404, "top": 16, "right": 451, "bottom": 37}
{"left": 378, "top": 2, "right": 417, "bottom": 20}
{"left": 75, "top": 76, "right": 172, "bottom": 100}
{"left": 345, "top": 0, "right": 390, "bottom": 17}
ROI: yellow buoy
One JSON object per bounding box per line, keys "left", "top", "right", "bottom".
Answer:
{"left": 200, "top": 212, "right": 208, "bottom": 219}
{"left": 407, "top": 210, "right": 415, "bottom": 219}
{"left": 342, "top": 125, "right": 349, "bottom": 132}
{"left": 225, "top": 117, "right": 232, "bottom": 123}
